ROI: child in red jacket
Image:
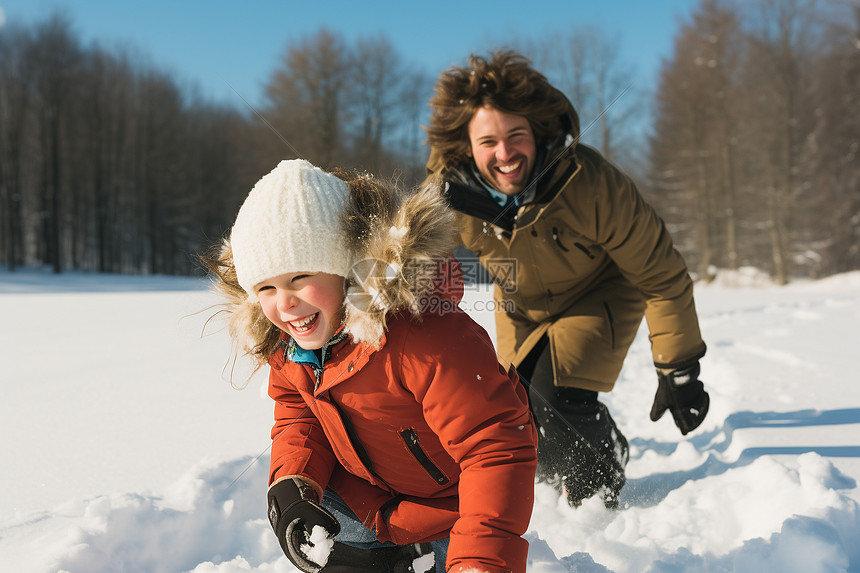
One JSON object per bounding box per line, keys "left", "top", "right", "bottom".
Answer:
{"left": 206, "top": 159, "right": 537, "bottom": 573}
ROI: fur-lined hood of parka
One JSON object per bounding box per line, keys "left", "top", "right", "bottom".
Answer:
{"left": 206, "top": 176, "right": 458, "bottom": 366}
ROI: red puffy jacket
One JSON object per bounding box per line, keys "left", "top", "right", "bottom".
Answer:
{"left": 267, "top": 269, "right": 538, "bottom": 573}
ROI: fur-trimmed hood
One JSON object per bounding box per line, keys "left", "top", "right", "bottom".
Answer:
{"left": 205, "top": 176, "right": 458, "bottom": 366}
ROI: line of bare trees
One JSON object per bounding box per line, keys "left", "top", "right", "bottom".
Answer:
{"left": 0, "top": 15, "right": 260, "bottom": 274}
{"left": 0, "top": 17, "right": 432, "bottom": 275}
{"left": 649, "top": 0, "right": 859, "bottom": 283}
{"left": 1, "top": 0, "right": 858, "bottom": 281}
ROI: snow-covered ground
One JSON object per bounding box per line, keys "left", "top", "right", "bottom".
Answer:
{"left": 1, "top": 267, "right": 859, "bottom": 572}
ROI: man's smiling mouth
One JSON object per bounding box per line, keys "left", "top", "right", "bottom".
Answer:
{"left": 496, "top": 160, "right": 522, "bottom": 174}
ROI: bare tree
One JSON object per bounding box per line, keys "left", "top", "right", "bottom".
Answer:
{"left": 802, "top": 3, "right": 860, "bottom": 275}
{"left": 741, "top": 0, "right": 822, "bottom": 284}
{"left": 514, "top": 27, "right": 645, "bottom": 175}
{"left": 349, "top": 34, "right": 401, "bottom": 171}
{"left": 131, "top": 68, "right": 183, "bottom": 273}
{"left": 0, "top": 23, "right": 34, "bottom": 270}
{"left": 28, "top": 14, "right": 83, "bottom": 273}
{"left": 349, "top": 35, "right": 435, "bottom": 177}
{"left": 651, "top": 0, "right": 744, "bottom": 279}
{"left": 75, "top": 47, "right": 136, "bottom": 272}
{"left": 263, "top": 28, "right": 433, "bottom": 180}
{"left": 265, "top": 29, "right": 350, "bottom": 168}
{"left": 397, "top": 68, "right": 436, "bottom": 182}
{"left": 693, "top": 0, "right": 744, "bottom": 273}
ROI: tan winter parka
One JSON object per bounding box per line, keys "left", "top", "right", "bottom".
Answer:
{"left": 426, "top": 100, "right": 706, "bottom": 392}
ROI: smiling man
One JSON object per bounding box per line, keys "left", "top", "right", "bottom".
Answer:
{"left": 467, "top": 105, "right": 536, "bottom": 195}
{"left": 424, "top": 50, "right": 710, "bottom": 508}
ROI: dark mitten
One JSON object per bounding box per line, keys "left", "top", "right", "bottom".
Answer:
{"left": 650, "top": 361, "right": 710, "bottom": 435}
{"left": 393, "top": 543, "right": 434, "bottom": 573}
{"left": 322, "top": 542, "right": 434, "bottom": 573}
{"left": 267, "top": 478, "right": 341, "bottom": 573}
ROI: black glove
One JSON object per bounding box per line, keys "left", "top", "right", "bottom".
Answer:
{"left": 267, "top": 478, "right": 341, "bottom": 573}
{"left": 323, "top": 541, "right": 434, "bottom": 573}
{"left": 650, "top": 361, "right": 709, "bottom": 435}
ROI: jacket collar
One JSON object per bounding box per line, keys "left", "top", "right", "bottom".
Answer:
{"left": 279, "top": 326, "right": 385, "bottom": 394}
{"left": 468, "top": 163, "right": 537, "bottom": 208}
{"left": 283, "top": 327, "right": 350, "bottom": 368}
{"left": 444, "top": 145, "right": 578, "bottom": 232}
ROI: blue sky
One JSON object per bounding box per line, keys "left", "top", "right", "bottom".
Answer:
{"left": 0, "top": 0, "right": 698, "bottom": 110}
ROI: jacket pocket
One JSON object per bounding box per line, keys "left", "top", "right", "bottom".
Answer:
{"left": 399, "top": 429, "right": 450, "bottom": 485}
{"left": 551, "top": 226, "right": 570, "bottom": 252}
{"left": 602, "top": 301, "right": 616, "bottom": 350}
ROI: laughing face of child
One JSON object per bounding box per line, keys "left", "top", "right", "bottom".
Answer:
{"left": 255, "top": 272, "right": 346, "bottom": 350}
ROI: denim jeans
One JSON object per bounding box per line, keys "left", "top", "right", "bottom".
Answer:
{"left": 321, "top": 489, "right": 449, "bottom": 573}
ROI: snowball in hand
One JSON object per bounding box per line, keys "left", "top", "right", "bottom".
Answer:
{"left": 300, "top": 525, "right": 335, "bottom": 567}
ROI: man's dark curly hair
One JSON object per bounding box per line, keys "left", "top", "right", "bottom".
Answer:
{"left": 424, "top": 49, "right": 571, "bottom": 169}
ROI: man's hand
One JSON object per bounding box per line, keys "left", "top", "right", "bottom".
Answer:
{"left": 267, "top": 478, "right": 340, "bottom": 573}
{"left": 650, "top": 361, "right": 709, "bottom": 435}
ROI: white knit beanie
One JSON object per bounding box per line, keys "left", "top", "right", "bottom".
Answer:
{"left": 230, "top": 159, "right": 354, "bottom": 297}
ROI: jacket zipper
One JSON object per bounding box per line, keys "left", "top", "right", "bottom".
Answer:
{"left": 335, "top": 403, "right": 383, "bottom": 483}
{"left": 284, "top": 334, "right": 390, "bottom": 489}
{"left": 399, "top": 428, "right": 449, "bottom": 485}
